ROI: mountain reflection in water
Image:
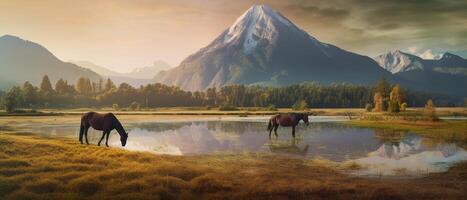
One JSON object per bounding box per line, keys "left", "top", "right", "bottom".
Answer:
{"left": 29, "top": 120, "right": 467, "bottom": 176}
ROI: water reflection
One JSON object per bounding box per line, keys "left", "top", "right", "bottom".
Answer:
{"left": 352, "top": 132, "right": 467, "bottom": 176}
{"left": 27, "top": 120, "right": 467, "bottom": 176}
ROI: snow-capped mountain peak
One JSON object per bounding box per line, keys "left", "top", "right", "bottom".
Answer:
{"left": 374, "top": 50, "right": 424, "bottom": 74}
{"left": 222, "top": 4, "right": 319, "bottom": 54}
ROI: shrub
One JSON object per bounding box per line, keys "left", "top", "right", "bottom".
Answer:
{"left": 219, "top": 103, "right": 238, "bottom": 111}
{"left": 292, "top": 100, "right": 308, "bottom": 111}
{"left": 129, "top": 102, "right": 140, "bottom": 111}
{"left": 267, "top": 104, "right": 278, "bottom": 111}
{"left": 387, "top": 100, "right": 399, "bottom": 113}
{"left": 365, "top": 103, "right": 372, "bottom": 112}
{"left": 424, "top": 99, "right": 438, "bottom": 121}
{"left": 400, "top": 102, "right": 407, "bottom": 111}
{"left": 112, "top": 104, "right": 119, "bottom": 111}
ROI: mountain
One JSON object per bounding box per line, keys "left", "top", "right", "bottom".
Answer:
{"left": 128, "top": 60, "right": 171, "bottom": 79}
{"left": 373, "top": 50, "right": 424, "bottom": 74}
{"left": 0, "top": 35, "right": 101, "bottom": 89}
{"left": 155, "top": 5, "right": 395, "bottom": 91}
{"left": 374, "top": 51, "right": 467, "bottom": 97}
{"left": 70, "top": 60, "right": 121, "bottom": 77}
{"left": 71, "top": 60, "right": 171, "bottom": 86}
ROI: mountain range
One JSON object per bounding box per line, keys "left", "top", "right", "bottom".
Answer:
{"left": 374, "top": 50, "right": 467, "bottom": 97}
{"left": 0, "top": 4, "right": 465, "bottom": 99}
{"left": 0, "top": 35, "right": 101, "bottom": 89}
{"left": 154, "top": 4, "right": 466, "bottom": 98}
{"left": 70, "top": 60, "right": 171, "bottom": 86}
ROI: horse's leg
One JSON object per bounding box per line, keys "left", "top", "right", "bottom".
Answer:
{"left": 269, "top": 128, "right": 272, "bottom": 139}
{"left": 79, "top": 124, "right": 84, "bottom": 144}
{"left": 292, "top": 126, "right": 296, "bottom": 138}
{"left": 84, "top": 127, "right": 90, "bottom": 145}
{"left": 98, "top": 131, "right": 106, "bottom": 146}
{"left": 105, "top": 131, "right": 111, "bottom": 147}
{"left": 274, "top": 125, "right": 278, "bottom": 138}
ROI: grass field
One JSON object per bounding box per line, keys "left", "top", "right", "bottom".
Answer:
{"left": 1, "top": 110, "right": 466, "bottom": 199}
{"left": 1, "top": 132, "right": 467, "bottom": 200}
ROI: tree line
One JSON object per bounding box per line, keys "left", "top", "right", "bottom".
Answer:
{"left": 0, "top": 75, "right": 461, "bottom": 112}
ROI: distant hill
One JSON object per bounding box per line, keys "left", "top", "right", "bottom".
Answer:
{"left": 127, "top": 60, "right": 172, "bottom": 79}
{"left": 0, "top": 35, "right": 101, "bottom": 89}
{"left": 374, "top": 51, "right": 467, "bottom": 98}
{"left": 71, "top": 60, "right": 171, "bottom": 86}
{"left": 155, "top": 5, "right": 397, "bottom": 91}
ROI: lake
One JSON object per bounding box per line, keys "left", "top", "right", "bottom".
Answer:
{"left": 24, "top": 117, "right": 467, "bottom": 177}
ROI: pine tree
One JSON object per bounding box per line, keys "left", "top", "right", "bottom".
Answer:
{"left": 55, "top": 78, "right": 68, "bottom": 95}
{"left": 104, "top": 78, "right": 116, "bottom": 92}
{"left": 39, "top": 75, "right": 54, "bottom": 94}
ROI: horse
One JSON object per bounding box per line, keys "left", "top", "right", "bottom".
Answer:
{"left": 79, "top": 112, "right": 128, "bottom": 147}
{"left": 267, "top": 113, "right": 309, "bottom": 138}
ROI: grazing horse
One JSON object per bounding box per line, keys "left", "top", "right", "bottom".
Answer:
{"left": 79, "top": 112, "right": 128, "bottom": 147}
{"left": 267, "top": 113, "right": 309, "bottom": 138}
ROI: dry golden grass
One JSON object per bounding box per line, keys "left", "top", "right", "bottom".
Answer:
{"left": 0, "top": 132, "right": 466, "bottom": 199}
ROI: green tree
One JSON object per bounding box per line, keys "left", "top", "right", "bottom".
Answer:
{"left": 21, "top": 81, "right": 37, "bottom": 107}
{"left": 2, "top": 86, "right": 22, "bottom": 113}
{"left": 292, "top": 100, "right": 308, "bottom": 111}
{"left": 375, "top": 77, "right": 390, "bottom": 97}
{"left": 39, "top": 75, "right": 54, "bottom": 94}
{"left": 55, "top": 78, "right": 68, "bottom": 95}
{"left": 76, "top": 77, "right": 92, "bottom": 95}
{"left": 387, "top": 100, "right": 400, "bottom": 113}
{"left": 104, "top": 78, "right": 116, "bottom": 92}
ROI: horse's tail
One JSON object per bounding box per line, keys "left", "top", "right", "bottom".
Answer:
{"left": 267, "top": 119, "right": 273, "bottom": 131}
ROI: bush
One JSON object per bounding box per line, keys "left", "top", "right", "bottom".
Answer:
{"left": 129, "top": 102, "right": 140, "bottom": 111}
{"left": 387, "top": 100, "right": 400, "bottom": 113}
{"left": 219, "top": 103, "right": 238, "bottom": 111}
{"left": 267, "top": 104, "right": 278, "bottom": 111}
{"left": 112, "top": 104, "right": 119, "bottom": 111}
{"left": 292, "top": 100, "right": 308, "bottom": 111}
{"left": 400, "top": 102, "right": 407, "bottom": 111}
{"left": 424, "top": 99, "right": 438, "bottom": 121}
{"left": 365, "top": 103, "right": 373, "bottom": 112}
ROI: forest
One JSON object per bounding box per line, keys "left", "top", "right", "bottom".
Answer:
{"left": 0, "top": 75, "right": 461, "bottom": 111}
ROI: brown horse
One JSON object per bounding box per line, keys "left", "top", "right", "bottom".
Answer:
{"left": 79, "top": 112, "right": 128, "bottom": 147}
{"left": 267, "top": 113, "right": 309, "bottom": 138}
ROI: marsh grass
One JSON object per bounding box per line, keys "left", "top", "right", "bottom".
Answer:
{"left": 347, "top": 120, "right": 467, "bottom": 148}
{"left": 0, "top": 132, "right": 466, "bottom": 199}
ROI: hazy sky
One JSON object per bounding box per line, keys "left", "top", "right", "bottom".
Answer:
{"left": 1, "top": 0, "right": 466, "bottom": 72}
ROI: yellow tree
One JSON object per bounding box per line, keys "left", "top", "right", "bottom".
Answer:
{"left": 390, "top": 84, "right": 405, "bottom": 106}
{"left": 373, "top": 92, "right": 384, "bottom": 112}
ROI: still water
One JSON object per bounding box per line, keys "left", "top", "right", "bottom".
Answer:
{"left": 26, "top": 117, "right": 467, "bottom": 177}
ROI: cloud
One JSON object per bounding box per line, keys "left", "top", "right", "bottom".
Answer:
{"left": 408, "top": 46, "right": 418, "bottom": 54}
{"left": 419, "top": 49, "right": 442, "bottom": 60}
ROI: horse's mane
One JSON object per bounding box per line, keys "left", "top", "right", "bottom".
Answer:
{"left": 109, "top": 113, "right": 127, "bottom": 136}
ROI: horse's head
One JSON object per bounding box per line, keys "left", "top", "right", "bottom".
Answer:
{"left": 302, "top": 113, "right": 310, "bottom": 126}
{"left": 120, "top": 133, "right": 128, "bottom": 147}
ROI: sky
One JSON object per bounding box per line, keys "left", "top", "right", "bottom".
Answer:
{"left": 1, "top": 0, "right": 466, "bottom": 72}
